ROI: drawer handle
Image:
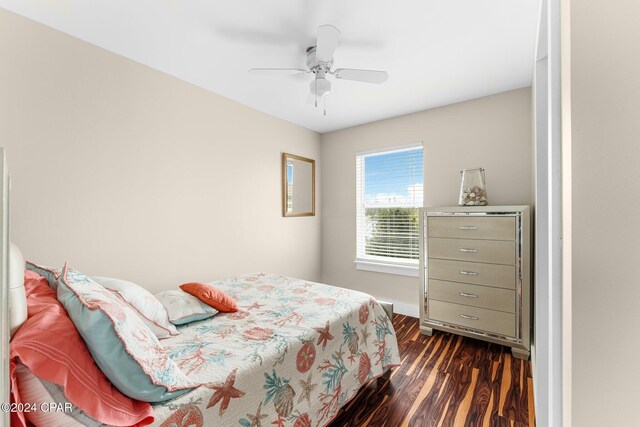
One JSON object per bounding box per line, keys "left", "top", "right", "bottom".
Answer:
{"left": 459, "top": 292, "right": 479, "bottom": 298}
{"left": 459, "top": 270, "right": 479, "bottom": 276}
{"left": 459, "top": 314, "right": 479, "bottom": 320}
{"left": 459, "top": 248, "right": 478, "bottom": 253}
{"left": 458, "top": 225, "right": 478, "bottom": 230}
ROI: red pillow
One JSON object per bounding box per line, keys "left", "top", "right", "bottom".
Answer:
{"left": 10, "top": 271, "right": 154, "bottom": 427}
{"left": 179, "top": 282, "right": 238, "bottom": 313}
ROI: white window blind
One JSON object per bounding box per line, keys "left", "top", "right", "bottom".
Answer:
{"left": 356, "top": 144, "right": 424, "bottom": 269}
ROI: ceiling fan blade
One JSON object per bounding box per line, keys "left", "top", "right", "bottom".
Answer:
{"left": 315, "top": 25, "right": 341, "bottom": 63}
{"left": 334, "top": 68, "right": 389, "bottom": 84}
{"left": 248, "top": 68, "right": 308, "bottom": 75}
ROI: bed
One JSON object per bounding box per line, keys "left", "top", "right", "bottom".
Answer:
{"left": 6, "top": 264, "right": 401, "bottom": 427}
{"left": 151, "top": 273, "right": 400, "bottom": 426}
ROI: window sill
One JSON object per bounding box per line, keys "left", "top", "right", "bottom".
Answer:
{"left": 354, "top": 260, "right": 419, "bottom": 277}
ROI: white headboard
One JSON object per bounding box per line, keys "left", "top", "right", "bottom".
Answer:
{"left": 9, "top": 242, "right": 26, "bottom": 337}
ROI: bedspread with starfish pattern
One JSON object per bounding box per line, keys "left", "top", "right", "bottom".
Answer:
{"left": 149, "top": 273, "right": 401, "bottom": 427}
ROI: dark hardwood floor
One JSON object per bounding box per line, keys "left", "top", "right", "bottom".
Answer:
{"left": 329, "top": 314, "right": 534, "bottom": 427}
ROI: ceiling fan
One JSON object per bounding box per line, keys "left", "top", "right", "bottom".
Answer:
{"left": 248, "top": 25, "right": 388, "bottom": 114}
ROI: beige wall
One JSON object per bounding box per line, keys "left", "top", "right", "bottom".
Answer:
{"left": 320, "top": 88, "right": 533, "bottom": 314}
{"left": 571, "top": 0, "right": 640, "bottom": 424}
{"left": 0, "top": 8, "right": 534, "bottom": 315}
{"left": 0, "top": 10, "right": 322, "bottom": 291}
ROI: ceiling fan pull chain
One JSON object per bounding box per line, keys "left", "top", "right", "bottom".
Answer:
{"left": 324, "top": 96, "right": 327, "bottom": 116}
{"left": 315, "top": 77, "right": 318, "bottom": 107}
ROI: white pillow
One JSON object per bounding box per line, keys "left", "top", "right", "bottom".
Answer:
{"left": 154, "top": 290, "right": 218, "bottom": 325}
{"left": 92, "top": 276, "right": 178, "bottom": 338}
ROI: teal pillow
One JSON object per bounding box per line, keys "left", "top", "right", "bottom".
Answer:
{"left": 155, "top": 290, "right": 218, "bottom": 325}
{"left": 56, "top": 264, "right": 197, "bottom": 402}
{"left": 25, "top": 261, "right": 61, "bottom": 290}
{"left": 171, "top": 312, "right": 216, "bottom": 325}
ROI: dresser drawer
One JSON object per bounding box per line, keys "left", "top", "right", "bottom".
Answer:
{"left": 428, "top": 279, "right": 515, "bottom": 313}
{"left": 428, "top": 258, "right": 515, "bottom": 289}
{"left": 427, "top": 216, "right": 515, "bottom": 240}
{"left": 428, "top": 238, "right": 515, "bottom": 265}
{"left": 428, "top": 299, "right": 516, "bottom": 337}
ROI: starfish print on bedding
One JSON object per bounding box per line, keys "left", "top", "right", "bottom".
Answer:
{"left": 314, "top": 321, "right": 334, "bottom": 350}
{"left": 271, "top": 415, "right": 286, "bottom": 427}
{"left": 298, "top": 372, "right": 318, "bottom": 404}
{"left": 205, "top": 368, "right": 246, "bottom": 416}
{"left": 360, "top": 324, "right": 371, "bottom": 347}
{"left": 244, "top": 301, "right": 265, "bottom": 310}
{"left": 246, "top": 401, "right": 268, "bottom": 427}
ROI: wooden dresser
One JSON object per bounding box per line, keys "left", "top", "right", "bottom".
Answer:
{"left": 420, "top": 206, "right": 531, "bottom": 359}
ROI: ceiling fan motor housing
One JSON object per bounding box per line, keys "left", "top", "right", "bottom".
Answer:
{"left": 306, "top": 47, "right": 333, "bottom": 72}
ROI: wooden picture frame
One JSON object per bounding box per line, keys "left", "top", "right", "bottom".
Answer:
{"left": 282, "top": 152, "right": 315, "bottom": 217}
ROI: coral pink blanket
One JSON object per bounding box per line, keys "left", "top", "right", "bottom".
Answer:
{"left": 10, "top": 270, "right": 154, "bottom": 427}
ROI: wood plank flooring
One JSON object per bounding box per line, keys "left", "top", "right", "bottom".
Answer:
{"left": 329, "top": 314, "right": 534, "bottom": 427}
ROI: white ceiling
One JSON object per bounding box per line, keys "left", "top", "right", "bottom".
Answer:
{"left": 0, "top": 0, "right": 540, "bottom": 133}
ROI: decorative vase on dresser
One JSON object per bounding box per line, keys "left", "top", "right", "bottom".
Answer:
{"left": 419, "top": 206, "right": 531, "bottom": 359}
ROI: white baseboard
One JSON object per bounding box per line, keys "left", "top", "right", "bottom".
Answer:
{"left": 377, "top": 299, "right": 419, "bottom": 318}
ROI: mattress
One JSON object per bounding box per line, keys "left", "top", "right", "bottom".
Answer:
{"left": 150, "top": 273, "right": 401, "bottom": 427}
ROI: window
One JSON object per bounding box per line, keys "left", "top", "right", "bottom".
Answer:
{"left": 356, "top": 143, "right": 423, "bottom": 276}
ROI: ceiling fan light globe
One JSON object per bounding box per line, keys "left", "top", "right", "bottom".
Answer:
{"left": 309, "top": 78, "right": 331, "bottom": 98}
